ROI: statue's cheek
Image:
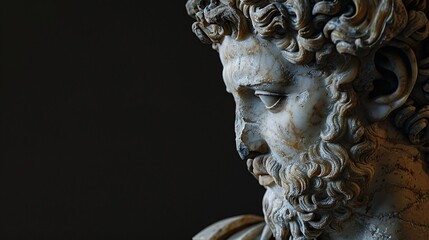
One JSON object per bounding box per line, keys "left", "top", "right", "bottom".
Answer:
{"left": 285, "top": 90, "right": 326, "bottom": 133}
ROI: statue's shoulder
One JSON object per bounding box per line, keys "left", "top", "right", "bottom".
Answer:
{"left": 193, "top": 215, "right": 273, "bottom": 240}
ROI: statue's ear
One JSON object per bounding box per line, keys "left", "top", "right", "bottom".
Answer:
{"left": 361, "top": 42, "right": 418, "bottom": 122}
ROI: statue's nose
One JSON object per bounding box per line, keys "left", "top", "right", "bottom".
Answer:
{"left": 235, "top": 121, "right": 268, "bottom": 160}
{"left": 237, "top": 141, "right": 251, "bottom": 160}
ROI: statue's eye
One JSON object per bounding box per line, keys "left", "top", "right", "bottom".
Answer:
{"left": 254, "top": 90, "right": 285, "bottom": 109}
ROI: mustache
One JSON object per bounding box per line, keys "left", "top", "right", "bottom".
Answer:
{"left": 247, "top": 154, "right": 282, "bottom": 187}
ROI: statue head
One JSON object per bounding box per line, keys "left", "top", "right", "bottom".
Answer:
{"left": 186, "top": 0, "right": 429, "bottom": 238}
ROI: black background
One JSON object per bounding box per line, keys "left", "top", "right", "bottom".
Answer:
{"left": 1, "top": 1, "right": 265, "bottom": 239}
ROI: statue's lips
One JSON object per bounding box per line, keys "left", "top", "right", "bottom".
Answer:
{"left": 246, "top": 155, "right": 275, "bottom": 187}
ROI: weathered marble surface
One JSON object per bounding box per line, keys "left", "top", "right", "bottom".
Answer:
{"left": 186, "top": 0, "right": 429, "bottom": 239}
{"left": 193, "top": 215, "right": 269, "bottom": 240}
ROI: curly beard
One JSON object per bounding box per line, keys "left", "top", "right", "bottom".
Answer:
{"left": 258, "top": 117, "right": 376, "bottom": 239}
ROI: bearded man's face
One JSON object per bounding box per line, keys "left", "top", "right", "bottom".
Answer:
{"left": 218, "top": 34, "right": 374, "bottom": 239}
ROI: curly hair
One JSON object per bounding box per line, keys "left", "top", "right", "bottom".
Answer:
{"left": 186, "top": 0, "right": 427, "bottom": 62}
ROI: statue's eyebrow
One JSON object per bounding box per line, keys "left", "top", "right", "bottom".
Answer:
{"left": 240, "top": 81, "right": 291, "bottom": 92}
{"left": 238, "top": 73, "right": 293, "bottom": 87}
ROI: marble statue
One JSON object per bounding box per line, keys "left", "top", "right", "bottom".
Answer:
{"left": 186, "top": 0, "right": 429, "bottom": 239}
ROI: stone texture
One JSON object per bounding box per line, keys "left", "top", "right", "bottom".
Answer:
{"left": 193, "top": 215, "right": 265, "bottom": 240}
{"left": 186, "top": 0, "right": 429, "bottom": 239}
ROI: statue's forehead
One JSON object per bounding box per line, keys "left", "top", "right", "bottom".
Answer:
{"left": 219, "top": 35, "right": 292, "bottom": 89}
{"left": 218, "top": 35, "right": 327, "bottom": 92}
{"left": 219, "top": 35, "right": 281, "bottom": 62}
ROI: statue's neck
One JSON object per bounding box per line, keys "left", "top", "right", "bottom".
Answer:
{"left": 323, "top": 120, "right": 429, "bottom": 239}
{"left": 367, "top": 120, "right": 428, "bottom": 195}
